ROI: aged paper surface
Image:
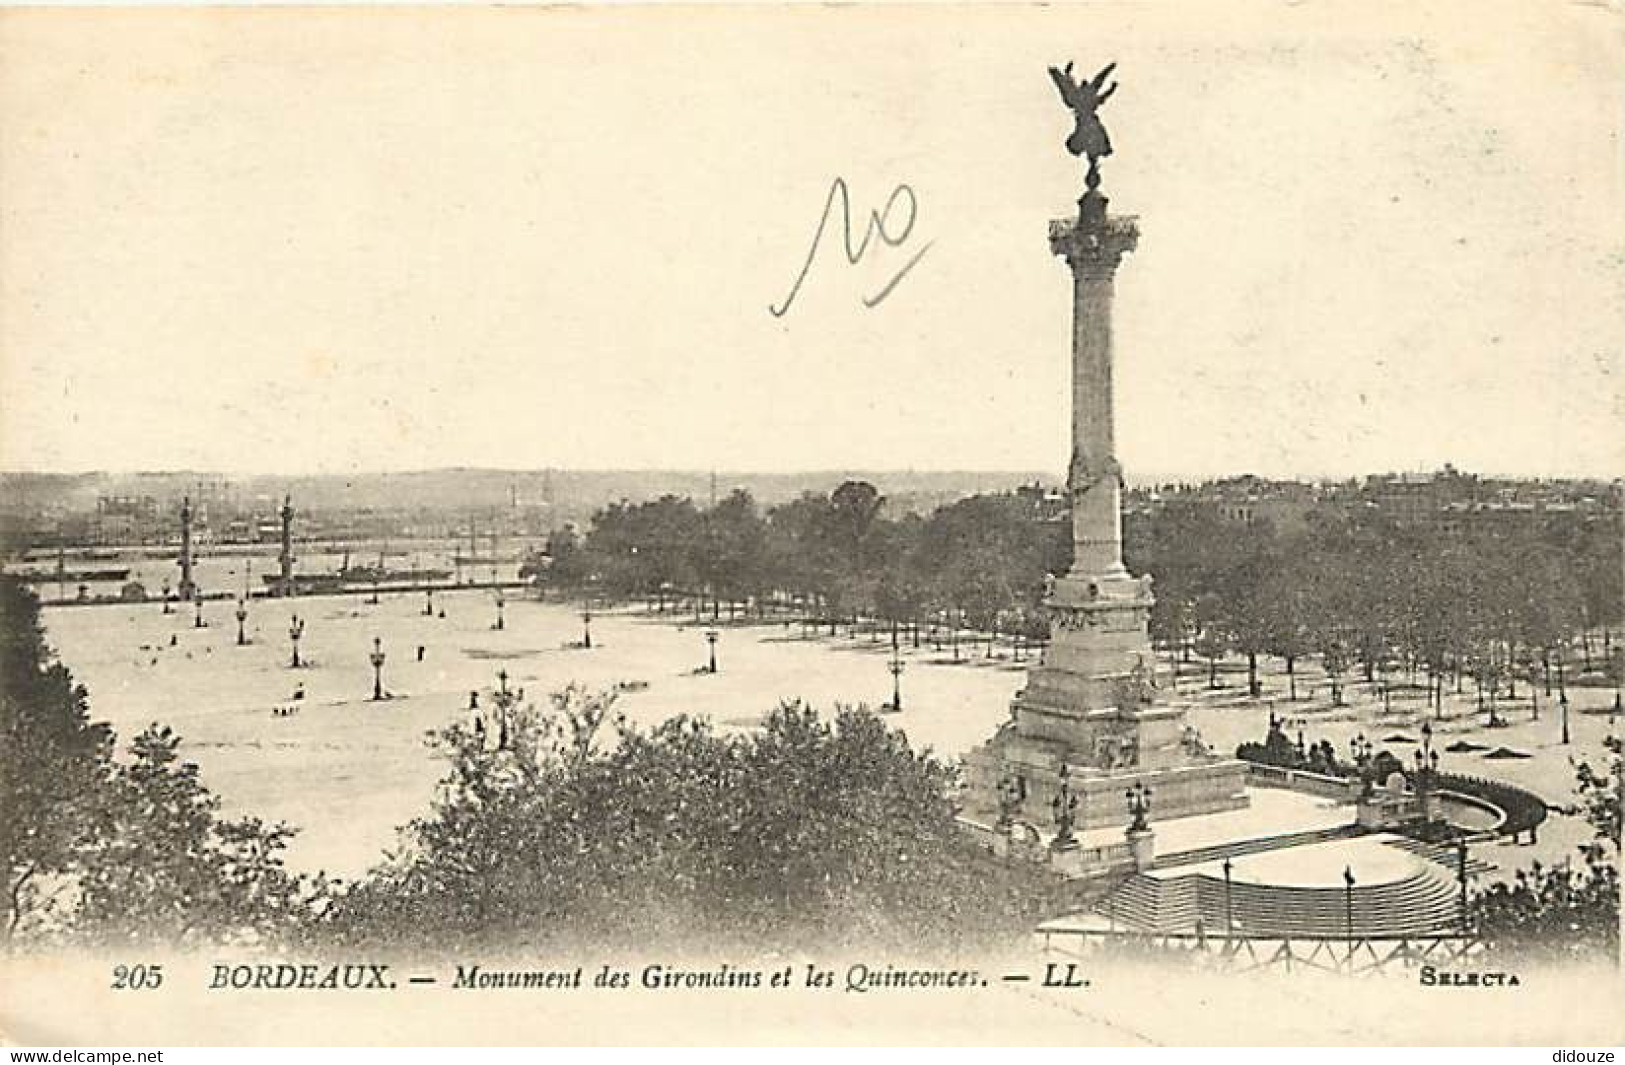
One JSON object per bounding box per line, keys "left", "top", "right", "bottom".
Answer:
{"left": 1, "top": 1, "right": 1622, "bottom": 1047}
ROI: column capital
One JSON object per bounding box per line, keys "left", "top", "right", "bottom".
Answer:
{"left": 1050, "top": 214, "right": 1140, "bottom": 279}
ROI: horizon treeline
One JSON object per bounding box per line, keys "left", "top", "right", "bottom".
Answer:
{"left": 537, "top": 483, "right": 1625, "bottom": 699}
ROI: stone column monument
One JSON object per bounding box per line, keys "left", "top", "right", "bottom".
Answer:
{"left": 176, "top": 495, "right": 197, "bottom": 600}
{"left": 277, "top": 495, "right": 295, "bottom": 597}
{"left": 961, "top": 64, "right": 1247, "bottom": 842}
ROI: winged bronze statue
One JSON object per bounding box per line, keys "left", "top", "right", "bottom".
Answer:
{"left": 1048, "top": 61, "right": 1118, "bottom": 163}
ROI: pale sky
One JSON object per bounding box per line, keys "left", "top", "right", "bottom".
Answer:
{"left": 1, "top": 4, "right": 1621, "bottom": 480}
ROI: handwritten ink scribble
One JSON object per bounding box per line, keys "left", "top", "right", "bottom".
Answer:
{"left": 769, "top": 177, "right": 932, "bottom": 317}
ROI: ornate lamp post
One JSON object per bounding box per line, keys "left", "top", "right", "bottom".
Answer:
{"left": 235, "top": 596, "right": 249, "bottom": 646}
{"left": 1413, "top": 720, "right": 1440, "bottom": 823}
{"left": 1456, "top": 838, "right": 1470, "bottom": 932}
{"left": 887, "top": 648, "right": 905, "bottom": 711}
{"left": 369, "top": 636, "right": 387, "bottom": 701}
{"left": 1050, "top": 766, "right": 1079, "bottom": 849}
{"left": 995, "top": 775, "right": 1025, "bottom": 830}
{"left": 1350, "top": 732, "right": 1372, "bottom": 770}
{"left": 581, "top": 606, "right": 593, "bottom": 649}
{"left": 1351, "top": 732, "right": 1374, "bottom": 799}
{"left": 492, "top": 667, "right": 518, "bottom": 750}
{"left": 288, "top": 614, "right": 305, "bottom": 668}
{"left": 1343, "top": 865, "right": 1356, "bottom": 958}
{"left": 193, "top": 589, "right": 206, "bottom": 628}
{"left": 1221, "top": 856, "right": 1235, "bottom": 935}
{"left": 1556, "top": 646, "right": 1569, "bottom": 739}
{"left": 494, "top": 590, "right": 506, "bottom": 632}
{"left": 1125, "top": 782, "right": 1152, "bottom": 832}
{"left": 705, "top": 629, "right": 719, "bottom": 674}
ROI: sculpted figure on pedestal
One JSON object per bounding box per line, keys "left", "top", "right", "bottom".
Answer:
{"left": 1068, "top": 446, "right": 1123, "bottom": 496}
{"left": 1048, "top": 61, "right": 1117, "bottom": 165}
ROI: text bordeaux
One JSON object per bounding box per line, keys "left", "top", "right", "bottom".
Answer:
{"left": 210, "top": 963, "right": 395, "bottom": 991}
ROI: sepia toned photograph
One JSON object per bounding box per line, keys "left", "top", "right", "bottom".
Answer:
{"left": 0, "top": 2, "right": 1621, "bottom": 1048}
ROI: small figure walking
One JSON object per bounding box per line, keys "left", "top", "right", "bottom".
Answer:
{"left": 416, "top": 645, "right": 426, "bottom": 662}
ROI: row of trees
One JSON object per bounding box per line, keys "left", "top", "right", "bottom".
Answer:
{"left": 1134, "top": 500, "right": 1622, "bottom": 705}
{"left": 538, "top": 482, "right": 1067, "bottom": 651}
{"left": 534, "top": 483, "right": 1623, "bottom": 704}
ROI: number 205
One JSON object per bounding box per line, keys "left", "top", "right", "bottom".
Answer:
{"left": 110, "top": 964, "right": 163, "bottom": 990}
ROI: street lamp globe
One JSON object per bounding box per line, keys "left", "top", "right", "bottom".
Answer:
{"left": 369, "top": 636, "right": 387, "bottom": 701}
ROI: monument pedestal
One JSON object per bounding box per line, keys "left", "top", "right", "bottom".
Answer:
{"left": 1127, "top": 827, "right": 1156, "bottom": 871}
{"left": 963, "top": 734, "right": 1248, "bottom": 833}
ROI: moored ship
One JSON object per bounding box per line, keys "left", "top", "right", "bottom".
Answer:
{"left": 16, "top": 566, "right": 131, "bottom": 583}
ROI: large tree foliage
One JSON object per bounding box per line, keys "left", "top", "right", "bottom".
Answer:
{"left": 1, "top": 578, "right": 111, "bottom": 942}
{"left": 1, "top": 578, "right": 313, "bottom": 949}
{"left": 1472, "top": 734, "right": 1620, "bottom": 965}
{"left": 315, "top": 689, "right": 1055, "bottom": 954}
{"left": 73, "top": 725, "right": 312, "bottom": 948}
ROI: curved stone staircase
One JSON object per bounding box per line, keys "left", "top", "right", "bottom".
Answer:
{"left": 1096, "top": 866, "right": 1464, "bottom": 938}
{"left": 1380, "top": 835, "right": 1496, "bottom": 878}
{"left": 1152, "top": 823, "right": 1367, "bottom": 870}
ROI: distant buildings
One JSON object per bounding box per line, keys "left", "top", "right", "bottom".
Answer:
{"left": 1125, "top": 475, "right": 1317, "bottom": 534}
{"left": 1118, "top": 466, "right": 1620, "bottom": 539}
{"left": 92, "top": 494, "right": 160, "bottom": 545}
{"left": 1013, "top": 482, "right": 1069, "bottom": 524}
{"left": 1347, "top": 465, "right": 1619, "bottom": 538}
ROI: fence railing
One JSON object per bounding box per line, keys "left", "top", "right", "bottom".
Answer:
{"left": 1245, "top": 762, "right": 1361, "bottom": 800}
{"left": 1036, "top": 925, "right": 1484, "bottom": 976}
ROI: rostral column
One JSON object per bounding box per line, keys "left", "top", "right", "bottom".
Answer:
{"left": 960, "top": 64, "right": 1246, "bottom": 836}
